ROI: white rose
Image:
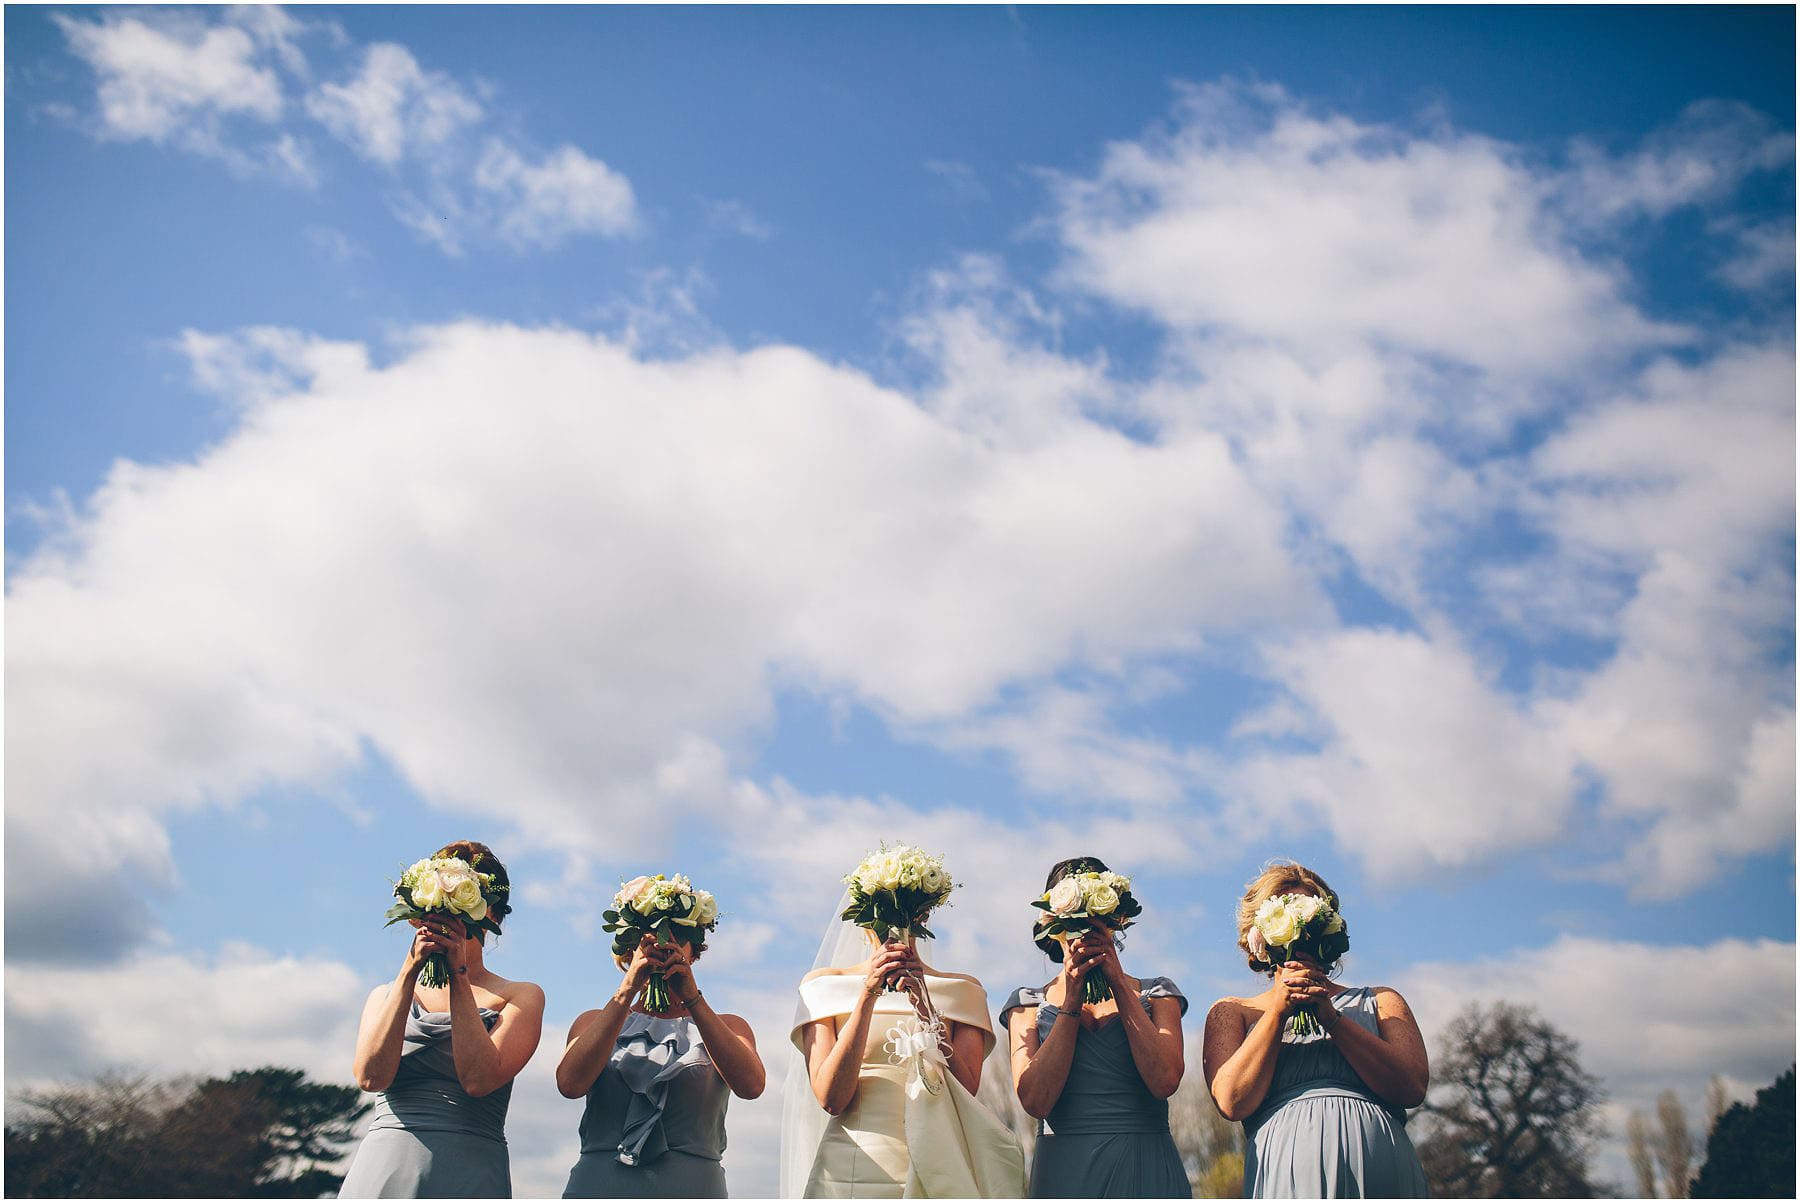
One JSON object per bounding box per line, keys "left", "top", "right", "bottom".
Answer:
{"left": 875, "top": 855, "right": 904, "bottom": 892}
{"left": 1288, "top": 894, "right": 1323, "bottom": 925}
{"left": 1046, "top": 879, "right": 1084, "bottom": 915}
{"left": 1087, "top": 884, "right": 1121, "bottom": 916}
{"left": 1258, "top": 898, "right": 1302, "bottom": 947}
{"left": 921, "top": 865, "right": 944, "bottom": 893}
{"left": 410, "top": 871, "right": 445, "bottom": 910}
{"left": 692, "top": 890, "right": 718, "bottom": 925}
{"left": 1101, "top": 872, "right": 1131, "bottom": 893}
{"left": 446, "top": 876, "right": 485, "bottom": 916}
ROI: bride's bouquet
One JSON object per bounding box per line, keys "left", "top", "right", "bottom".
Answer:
{"left": 1245, "top": 892, "right": 1350, "bottom": 1037}
{"left": 385, "top": 853, "right": 509, "bottom": 987}
{"left": 1032, "top": 869, "right": 1142, "bottom": 1003}
{"left": 602, "top": 874, "right": 720, "bottom": 1014}
{"left": 841, "top": 844, "right": 955, "bottom": 997}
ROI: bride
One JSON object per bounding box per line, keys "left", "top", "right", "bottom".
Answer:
{"left": 780, "top": 858, "right": 1026, "bottom": 1198}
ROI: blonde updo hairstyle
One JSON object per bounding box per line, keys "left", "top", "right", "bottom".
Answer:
{"left": 1235, "top": 859, "right": 1339, "bottom": 974}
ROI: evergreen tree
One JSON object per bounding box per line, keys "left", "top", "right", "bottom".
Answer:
{"left": 1691, "top": 1067, "right": 1795, "bottom": 1199}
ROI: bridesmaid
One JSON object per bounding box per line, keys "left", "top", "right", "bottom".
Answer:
{"left": 340, "top": 841, "right": 545, "bottom": 1198}
{"left": 558, "top": 930, "right": 765, "bottom": 1196}
{"left": 1202, "top": 860, "right": 1429, "bottom": 1198}
{"left": 1001, "top": 857, "right": 1189, "bottom": 1198}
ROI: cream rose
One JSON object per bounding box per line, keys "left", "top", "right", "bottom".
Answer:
{"left": 410, "top": 870, "right": 446, "bottom": 909}
{"left": 1257, "top": 897, "right": 1302, "bottom": 946}
{"left": 1086, "top": 883, "right": 1121, "bottom": 916}
{"left": 1046, "top": 878, "right": 1084, "bottom": 915}
{"left": 692, "top": 890, "right": 718, "bottom": 925}
{"left": 446, "top": 876, "right": 486, "bottom": 916}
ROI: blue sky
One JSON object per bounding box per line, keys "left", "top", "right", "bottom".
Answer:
{"left": 5, "top": 4, "right": 1795, "bottom": 1196}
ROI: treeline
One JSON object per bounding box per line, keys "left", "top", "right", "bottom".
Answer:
{"left": 5, "top": 1066, "right": 368, "bottom": 1198}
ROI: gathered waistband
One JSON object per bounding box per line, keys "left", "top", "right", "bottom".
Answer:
{"left": 1246, "top": 1084, "right": 1401, "bottom": 1135}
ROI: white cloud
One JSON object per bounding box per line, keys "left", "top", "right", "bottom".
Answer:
{"left": 4, "top": 943, "right": 365, "bottom": 1086}
{"left": 1714, "top": 218, "right": 1796, "bottom": 292}
{"left": 305, "top": 41, "right": 481, "bottom": 166}
{"left": 55, "top": 11, "right": 287, "bottom": 140}
{"left": 1234, "top": 627, "right": 1581, "bottom": 881}
{"left": 51, "top": 8, "right": 314, "bottom": 182}
{"left": 1527, "top": 342, "right": 1796, "bottom": 894}
{"left": 5, "top": 319, "right": 1311, "bottom": 951}
{"left": 474, "top": 141, "right": 639, "bottom": 247}
{"left": 1053, "top": 80, "right": 1685, "bottom": 376}
{"left": 702, "top": 198, "right": 775, "bottom": 241}
{"left": 1562, "top": 99, "right": 1794, "bottom": 223}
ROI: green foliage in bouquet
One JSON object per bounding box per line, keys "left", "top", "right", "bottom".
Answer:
{"left": 601, "top": 874, "right": 719, "bottom": 1014}
{"left": 1031, "top": 870, "right": 1143, "bottom": 1003}
{"left": 383, "top": 853, "right": 509, "bottom": 988}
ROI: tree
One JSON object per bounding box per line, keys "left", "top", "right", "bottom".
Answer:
{"left": 1411, "top": 1000, "right": 1608, "bottom": 1197}
{"left": 1168, "top": 1066, "right": 1242, "bottom": 1197}
{"left": 1691, "top": 1066, "right": 1795, "bottom": 1199}
{"left": 4, "top": 1065, "right": 370, "bottom": 1198}
{"left": 1626, "top": 1111, "right": 1660, "bottom": 1197}
{"left": 1653, "top": 1089, "right": 1694, "bottom": 1198}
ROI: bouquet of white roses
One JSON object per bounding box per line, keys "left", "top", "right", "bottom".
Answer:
{"left": 1032, "top": 869, "right": 1143, "bottom": 1004}
{"left": 839, "top": 844, "right": 955, "bottom": 988}
{"left": 385, "top": 854, "right": 509, "bottom": 988}
{"left": 1245, "top": 892, "right": 1350, "bottom": 1037}
{"left": 602, "top": 873, "right": 720, "bottom": 1014}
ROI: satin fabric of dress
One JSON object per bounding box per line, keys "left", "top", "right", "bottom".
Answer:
{"left": 999, "top": 976, "right": 1191, "bottom": 1198}
{"left": 562, "top": 1012, "right": 730, "bottom": 1198}
{"left": 1242, "top": 986, "right": 1428, "bottom": 1199}
{"left": 789, "top": 973, "right": 1027, "bottom": 1198}
{"left": 338, "top": 999, "right": 513, "bottom": 1199}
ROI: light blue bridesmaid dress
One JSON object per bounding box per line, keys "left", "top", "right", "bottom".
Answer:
{"left": 1242, "top": 985, "right": 1428, "bottom": 1198}
{"left": 999, "top": 976, "right": 1192, "bottom": 1198}
{"left": 562, "top": 1012, "right": 731, "bottom": 1198}
{"left": 337, "top": 999, "right": 512, "bottom": 1198}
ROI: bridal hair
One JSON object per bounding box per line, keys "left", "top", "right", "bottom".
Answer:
{"left": 433, "top": 840, "right": 512, "bottom": 937}
{"left": 1236, "top": 858, "right": 1337, "bottom": 973}
{"left": 1035, "top": 855, "right": 1112, "bottom": 961}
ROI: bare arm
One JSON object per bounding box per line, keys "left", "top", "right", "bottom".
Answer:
{"left": 1009, "top": 1003, "right": 1079, "bottom": 1118}
{"left": 1317, "top": 986, "right": 1429, "bottom": 1108}
{"left": 804, "top": 948, "right": 909, "bottom": 1115}
{"left": 352, "top": 926, "right": 432, "bottom": 1092}
{"left": 946, "top": 1021, "right": 985, "bottom": 1096}
{"left": 1204, "top": 968, "right": 1313, "bottom": 1122}
{"left": 1009, "top": 941, "right": 1107, "bottom": 1118}
{"left": 447, "top": 973, "right": 545, "bottom": 1098}
{"left": 663, "top": 944, "right": 766, "bottom": 1099}
{"left": 1115, "top": 985, "right": 1185, "bottom": 1099}
{"left": 557, "top": 940, "right": 659, "bottom": 1098}
{"left": 1089, "top": 940, "right": 1183, "bottom": 1099}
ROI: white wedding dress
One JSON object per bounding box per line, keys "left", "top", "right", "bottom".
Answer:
{"left": 786, "top": 971, "right": 1027, "bottom": 1198}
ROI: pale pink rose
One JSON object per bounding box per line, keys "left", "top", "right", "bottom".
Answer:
{"left": 1246, "top": 926, "right": 1270, "bottom": 961}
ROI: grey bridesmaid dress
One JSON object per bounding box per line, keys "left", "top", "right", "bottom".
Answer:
{"left": 999, "top": 976, "right": 1192, "bottom": 1198}
{"left": 562, "top": 1012, "right": 731, "bottom": 1198}
{"left": 338, "top": 1000, "right": 512, "bottom": 1198}
{"left": 1243, "top": 985, "right": 1428, "bottom": 1198}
